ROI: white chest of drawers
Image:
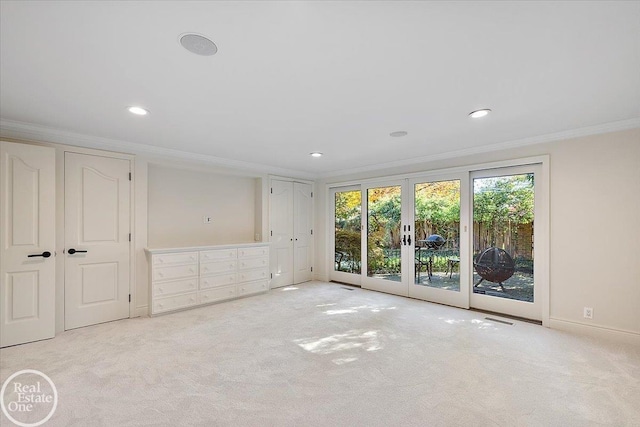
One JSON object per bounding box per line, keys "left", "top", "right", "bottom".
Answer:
{"left": 147, "top": 243, "right": 269, "bottom": 315}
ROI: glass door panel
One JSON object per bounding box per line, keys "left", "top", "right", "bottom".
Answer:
{"left": 361, "top": 183, "right": 409, "bottom": 296}
{"left": 409, "top": 176, "right": 469, "bottom": 309}
{"left": 470, "top": 165, "right": 542, "bottom": 321}
{"left": 414, "top": 180, "right": 461, "bottom": 291}
{"left": 331, "top": 187, "right": 362, "bottom": 285}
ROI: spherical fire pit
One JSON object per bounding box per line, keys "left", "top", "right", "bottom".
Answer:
{"left": 473, "top": 247, "right": 515, "bottom": 290}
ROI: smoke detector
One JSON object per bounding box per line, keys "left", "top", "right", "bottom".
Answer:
{"left": 179, "top": 33, "right": 218, "bottom": 56}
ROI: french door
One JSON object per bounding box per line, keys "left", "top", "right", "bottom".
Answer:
{"left": 408, "top": 175, "right": 469, "bottom": 308}
{"left": 361, "top": 181, "right": 410, "bottom": 296}
{"left": 358, "top": 176, "right": 469, "bottom": 308}
{"left": 1, "top": 141, "right": 56, "bottom": 347}
{"left": 330, "top": 160, "right": 547, "bottom": 322}
{"left": 64, "top": 152, "right": 131, "bottom": 330}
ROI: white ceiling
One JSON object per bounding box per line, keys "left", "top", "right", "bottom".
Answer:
{"left": 1, "top": 1, "right": 639, "bottom": 178}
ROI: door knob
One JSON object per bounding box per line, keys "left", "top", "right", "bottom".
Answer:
{"left": 28, "top": 251, "right": 52, "bottom": 258}
{"left": 67, "top": 248, "right": 87, "bottom": 255}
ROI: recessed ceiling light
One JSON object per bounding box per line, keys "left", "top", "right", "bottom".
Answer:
{"left": 310, "top": 152, "right": 323, "bottom": 158}
{"left": 127, "top": 106, "right": 149, "bottom": 116}
{"left": 390, "top": 131, "right": 408, "bottom": 137}
{"left": 179, "top": 33, "right": 218, "bottom": 56}
{"left": 469, "top": 109, "right": 491, "bottom": 118}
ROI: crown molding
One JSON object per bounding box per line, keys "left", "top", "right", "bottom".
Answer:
{"left": 320, "top": 117, "right": 640, "bottom": 179}
{"left": 0, "top": 119, "right": 317, "bottom": 180}
{"left": 2, "top": 117, "right": 638, "bottom": 181}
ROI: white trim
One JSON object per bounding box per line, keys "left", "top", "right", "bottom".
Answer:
{"left": 3, "top": 117, "right": 638, "bottom": 180}
{"left": 549, "top": 317, "right": 640, "bottom": 345}
{"left": 135, "top": 306, "right": 149, "bottom": 318}
{"left": 327, "top": 155, "right": 550, "bottom": 188}
{"left": 0, "top": 119, "right": 315, "bottom": 180}
{"left": 320, "top": 118, "right": 640, "bottom": 178}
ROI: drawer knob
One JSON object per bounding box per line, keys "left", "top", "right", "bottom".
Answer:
{"left": 190, "top": 298, "right": 195, "bottom": 302}
{"left": 189, "top": 268, "right": 194, "bottom": 273}
{"left": 158, "top": 287, "right": 163, "bottom": 293}
{"left": 158, "top": 272, "right": 164, "bottom": 277}
{"left": 159, "top": 303, "right": 164, "bottom": 308}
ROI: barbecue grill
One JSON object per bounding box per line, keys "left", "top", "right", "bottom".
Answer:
{"left": 473, "top": 247, "right": 515, "bottom": 290}
{"left": 424, "top": 234, "right": 445, "bottom": 249}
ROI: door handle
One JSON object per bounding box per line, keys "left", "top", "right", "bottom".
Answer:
{"left": 408, "top": 236, "right": 412, "bottom": 245}
{"left": 402, "top": 235, "right": 407, "bottom": 246}
{"left": 67, "top": 248, "right": 87, "bottom": 255}
{"left": 28, "top": 251, "right": 52, "bottom": 258}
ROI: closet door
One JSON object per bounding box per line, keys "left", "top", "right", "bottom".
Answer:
{"left": 64, "top": 152, "right": 131, "bottom": 330}
{"left": 293, "top": 182, "right": 312, "bottom": 284}
{"left": 0, "top": 141, "right": 56, "bottom": 348}
{"left": 269, "top": 180, "right": 294, "bottom": 288}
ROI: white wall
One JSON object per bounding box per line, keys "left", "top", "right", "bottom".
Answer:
{"left": 315, "top": 128, "right": 640, "bottom": 341}
{"left": 147, "top": 164, "right": 257, "bottom": 248}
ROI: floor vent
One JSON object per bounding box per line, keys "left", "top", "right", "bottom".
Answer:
{"left": 485, "top": 317, "right": 514, "bottom": 325}
{"left": 341, "top": 287, "right": 355, "bottom": 291}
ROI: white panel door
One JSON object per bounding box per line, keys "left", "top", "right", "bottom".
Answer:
{"left": 293, "top": 182, "right": 312, "bottom": 284}
{"left": 0, "top": 141, "right": 55, "bottom": 347}
{"left": 64, "top": 152, "right": 130, "bottom": 330}
{"left": 269, "top": 179, "right": 293, "bottom": 288}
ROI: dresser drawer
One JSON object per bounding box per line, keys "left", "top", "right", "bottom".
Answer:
{"left": 200, "top": 260, "right": 237, "bottom": 276}
{"left": 152, "top": 252, "right": 198, "bottom": 266}
{"left": 238, "top": 280, "right": 269, "bottom": 296}
{"left": 152, "top": 264, "right": 198, "bottom": 281}
{"left": 200, "top": 273, "right": 237, "bottom": 289}
{"left": 238, "top": 256, "right": 268, "bottom": 270}
{"left": 238, "top": 268, "right": 269, "bottom": 283}
{"left": 199, "top": 285, "right": 237, "bottom": 305}
{"left": 153, "top": 277, "right": 198, "bottom": 297}
{"left": 238, "top": 246, "right": 269, "bottom": 258}
{"left": 200, "top": 249, "right": 237, "bottom": 262}
{"left": 153, "top": 292, "right": 198, "bottom": 314}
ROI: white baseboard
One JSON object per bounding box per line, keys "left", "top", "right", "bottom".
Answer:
{"left": 134, "top": 306, "right": 149, "bottom": 318}
{"left": 549, "top": 317, "right": 640, "bottom": 345}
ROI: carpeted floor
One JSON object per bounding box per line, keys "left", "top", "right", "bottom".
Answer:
{"left": 1, "top": 281, "right": 639, "bottom": 426}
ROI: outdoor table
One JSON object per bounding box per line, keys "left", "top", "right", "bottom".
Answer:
{"left": 415, "top": 242, "right": 459, "bottom": 281}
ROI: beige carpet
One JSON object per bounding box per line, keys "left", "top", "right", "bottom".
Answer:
{"left": 1, "top": 281, "right": 639, "bottom": 426}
